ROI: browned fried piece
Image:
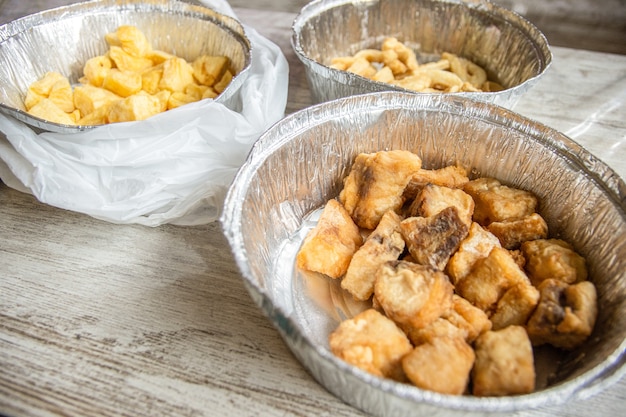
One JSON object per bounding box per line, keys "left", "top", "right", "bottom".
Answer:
{"left": 296, "top": 199, "right": 362, "bottom": 279}
{"left": 339, "top": 150, "right": 422, "bottom": 229}
{"left": 406, "top": 183, "right": 475, "bottom": 228}
{"left": 342, "top": 210, "right": 405, "bottom": 301}
{"left": 472, "top": 325, "right": 535, "bottom": 396}
{"left": 490, "top": 283, "right": 540, "bottom": 330}
{"left": 526, "top": 279, "right": 597, "bottom": 350}
{"left": 521, "top": 238, "right": 588, "bottom": 286}
{"left": 463, "top": 177, "right": 538, "bottom": 226}
{"left": 374, "top": 260, "right": 454, "bottom": 330}
{"left": 487, "top": 212, "right": 548, "bottom": 250}
{"left": 403, "top": 164, "right": 470, "bottom": 201}
{"left": 446, "top": 222, "right": 501, "bottom": 285}
{"left": 508, "top": 249, "right": 526, "bottom": 270}
{"left": 402, "top": 336, "right": 475, "bottom": 395}
{"left": 455, "top": 246, "right": 531, "bottom": 314}
{"left": 329, "top": 308, "right": 413, "bottom": 381}
{"left": 400, "top": 206, "right": 469, "bottom": 271}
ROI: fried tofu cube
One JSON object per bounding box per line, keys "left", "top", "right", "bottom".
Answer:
{"left": 296, "top": 199, "right": 363, "bottom": 279}
{"left": 400, "top": 206, "right": 469, "bottom": 271}
{"left": 521, "top": 238, "right": 588, "bottom": 286}
{"left": 106, "top": 94, "right": 162, "bottom": 123}
{"left": 82, "top": 55, "right": 112, "bottom": 87}
{"left": 339, "top": 150, "right": 422, "bottom": 229}
{"left": 455, "top": 246, "right": 531, "bottom": 313}
{"left": 213, "top": 69, "right": 233, "bottom": 94}
{"left": 27, "top": 98, "right": 76, "bottom": 125}
{"left": 406, "top": 183, "right": 474, "bottom": 228}
{"left": 102, "top": 69, "right": 142, "bottom": 98}
{"left": 108, "top": 46, "right": 154, "bottom": 73}
{"left": 192, "top": 55, "right": 229, "bottom": 87}
{"left": 490, "top": 283, "right": 540, "bottom": 330}
{"left": 342, "top": 210, "right": 405, "bottom": 301}
{"left": 446, "top": 222, "right": 501, "bottom": 285}
{"left": 445, "top": 294, "right": 492, "bottom": 343}
{"left": 374, "top": 260, "right": 454, "bottom": 329}
{"left": 404, "top": 317, "right": 465, "bottom": 346}
{"left": 159, "top": 57, "right": 195, "bottom": 93}
{"left": 372, "top": 66, "right": 395, "bottom": 83}
{"left": 141, "top": 67, "right": 163, "bottom": 95}
{"left": 472, "top": 325, "right": 535, "bottom": 396}
{"left": 47, "top": 78, "right": 75, "bottom": 113}
{"left": 329, "top": 308, "right": 412, "bottom": 381}
{"left": 73, "top": 84, "right": 122, "bottom": 116}
{"left": 487, "top": 212, "right": 548, "bottom": 250}
{"left": 526, "top": 279, "right": 597, "bottom": 350}
{"left": 463, "top": 177, "right": 538, "bottom": 226}
{"left": 402, "top": 336, "right": 475, "bottom": 395}
{"left": 403, "top": 164, "right": 470, "bottom": 201}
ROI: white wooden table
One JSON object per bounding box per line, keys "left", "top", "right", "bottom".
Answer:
{"left": 1, "top": 2, "right": 625, "bottom": 417}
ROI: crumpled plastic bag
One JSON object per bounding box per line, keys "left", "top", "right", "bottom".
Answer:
{"left": 0, "top": 0, "right": 288, "bottom": 226}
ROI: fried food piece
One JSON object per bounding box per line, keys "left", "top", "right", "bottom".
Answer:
{"left": 374, "top": 260, "right": 454, "bottom": 329}
{"left": 455, "top": 246, "right": 531, "bottom": 313}
{"left": 107, "top": 93, "right": 162, "bottom": 123}
{"left": 24, "top": 71, "right": 70, "bottom": 111}
{"left": 105, "top": 25, "right": 151, "bottom": 58}
{"left": 339, "top": 150, "right": 422, "bottom": 229}
{"left": 73, "top": 84, "right": 122, "bottom": 116}
{"left": 446, "top": 222, "right": 501, "bottom": 285}
{"left": 472, "top": 325, "right": 535, "bottom": 396}
{"left": 193, "top": 55, "right": 229, "bottom": 87}
{"left": 329, "top": 308, "right": 412, "bottom": 381}
{"left": 490, "top": 283, "right": 540, "bottom": 330}
{"left": 27, "top": 98, "right": 76, "bottom": 125}
{"left": 400, "top": 206, "right": 469, "bottom": 271}
{"left": 521, "top": 238, "right": 588, "bottom": 286}
{"left": 342, "top": 210, "right": 405, "bottom": 301}
{"left": 296, "top": 199, "right": 363, "bottom": 279}
{"left": 463, "top": 177, "right": 538, "bottom": 226}
{"left": 406, "top": 183, "right": 474, "bottom": 228}
{"left": 159, "top": 57, "right": 195, "bottom": 93}
{"left": 403, "top": 164, "right": 470, "bottom": 200}
{"left": 487, "top": 212, "right": 548, "bottom": 250}
{"left": 82, "top": 55, "right": 113, "bottom": 87}
{"left": 102, "top": 68, "right": 143, "bottom": 98}
{"left": 108, "top": 45, "right": 154, "bottom": 73}
{"left": 526, "top": 279, "right": 597, "bottom": 350}
{"left": 402, "top": 336, "right": 475, "bottom": 395}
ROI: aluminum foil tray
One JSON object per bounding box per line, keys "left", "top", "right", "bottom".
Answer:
{"left": 292, "top": 0, "right": 552, "bottom": 108}
{"left": 221, "top": 92, "right": 626, "bottom": 417}
{"left": 0, "top": 0, "right": 251, "bottom": 133}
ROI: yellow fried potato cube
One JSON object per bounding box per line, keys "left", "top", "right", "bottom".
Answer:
{"left": 148, "top": 49, "right": 176, "bottom": 66}
{"left": 192, "top": 55, "right": 229, "bottom": 87}
{"left": 27, "top": 71, "right": 67, "bottom": 96}
{"left": 48, "top": 78, "right": 75, "bottom": 113}
{"left": 73, "top": 84, "right": 122, "bottom": 116}
{"left": 102, "top": 69, "right": 142, "bottom": 98}
{"left": 184, "top": 83, "right": 210, "bottom": 101}
{"left": 24, "top": 89, "right": 46, "bottom": 110}
{"left": 159, "top": 57, "right": 195, "bottom": 92}
{"left": 202, "top": 88, "right": 218, "bottom": 100}
{"left": 346, "top": 57, "right": 377, "bottom": 78}
{"left": 213, "top": 69, "right": 232, "bottom": 94}
{"left": 27, "top": 98, "right": 76, "bottom": 125}
{"left": 83, "top": 55, "right": 112, "bottom": 87}
{"left": 153, "top": 90, "right": 171, "bottom": 112}
{"left": 141, "top": 67, "right": 163, "bottom": 95}
{"left": 107, "top": 94, "right": 162, "bottom": 123}
{"left": 113, "top": 25, "right": 151, "bottom": 58}
{"left": 167, "top": 92, "right": 198, "bottom": 110}
{"left": 77, "top": 105, "right": 110, "bottom": 126}
{"left": 108, "top": 46, "right": 154, "bottom": 73}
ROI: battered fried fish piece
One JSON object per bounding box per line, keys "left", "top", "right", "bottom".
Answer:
{"left": 400, "top": 206, "right": 469, "bottom": 271}
{"left": 446, "top": 222, "right": 501, "bottom": 285}
{"left": 490, "top": 283, "right": 540, "bottom": 330}
{"left": 455, "top": 246, "right": 532, "bottom": 314}
{"left": 374, "top": 260, "right": 454, "bottom": 330}
{"left": 339, "top": 150, "right": 422, "bottom": 229}
{"left": 463, "top": 177, "right": 538, "bottom": 226}
{"left": 406, "top": 183, "right": 475, "bottom": 228}
{"left": 472, "top": 325, "right": 535, "bottom": 396}
{"left": 296, "top": 199, "right": 362, "bottom": 279}
{"left": 521, "top": 238, "right": 588, "bottom": 286}
{"left": 402, "top": 336, "right": 475, "bottom": 395}
{"left": 526, "top": 279, "right": 597, "bottom": 350}
{"left": 487, "top": 212, "right": 548, "bottom": 250}
{"left": 403, "top": 164, "right": 470, "bottom": 201}
{"left": 342, "top": 210, "right": 405, "bottom": 301}
{"left": 329, "top": 308, "right": 413, "bottom": 381}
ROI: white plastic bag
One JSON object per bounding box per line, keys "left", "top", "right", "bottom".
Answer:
{"left": 0, "top": 0, "right": 288, "bottom": 226}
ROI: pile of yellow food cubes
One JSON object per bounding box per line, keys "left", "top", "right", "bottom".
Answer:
{"left": 23, "top": 25, "right": 233, "bottom": 126}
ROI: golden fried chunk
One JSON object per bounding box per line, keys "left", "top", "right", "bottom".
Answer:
{"left": 27, "top": 98, "right": 75, "bottom": 125}
{"left": 463, "top": 177, "right": 538, "bottom": 226}
{"left": 158, "top": 57, "right": 195, "bottom": 93}
{"left": 521, "top": 238, "right": 588, "bottom": 286}
{"left": 487, "top": 212, "right": 548, "bottom": 250}
{"left": 404, "top": 317, "right": 465, "bottom": 346}
{"left": 339, "top": 150, "right": 422, "bottom": 229}
{"left": 192, "top": 55, "right": 229, "bottom": 87}
{"left": 403, "top": 164, "right": 469, "bottom": 200}
{"left": 105, "top": 25, "right": 151, "bottom": 58}
{"left": 406, "top": 183, "right": 474, "bottom": 228}
{"left": 102, "top": 69, "right": 142, "bottom": 98}
{"left": 472, "top": 325, "right": 535, "bottom": 396}
{"left": 446, "top": 222, "right": 501, "bottom": 285}
{"left": 526, "top": 279, "right": 597, "bottom": 350}
{"left": 400, "top": 206, "right": 469, "bottom": 271}
{"left": 73, "top": 84, "right": 121, "bottom": 116}
{"left": 374, "top": 260, "right": 454, "bottom": 329}
{"left": 490, "top": 283, "right": 540, "bottom": 330}
{"left": 342, "top": 210, "right": 405, "bottom": 301}
{"left": 106, "top": 94, "right": 162, "bottom": 123}
{"left": 108, "top": 46, "right": 154, "bottom": 73}
{"left": 82, "top": 55, "right": 112, "bottom": 87}
{"left": 296, "top": 199, "right": 363, "bottom": 279}
{"left": 455, "top": 246, "right": 531, "bottom": 313}
{"left": 402, "top": 336, "right": 475, "bottom": 395}
{"left": 329, "top": 309, "right": 412, "bottom": 381}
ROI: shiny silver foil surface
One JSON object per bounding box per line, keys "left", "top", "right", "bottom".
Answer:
{"left": 292, "top": 0, "right": 552, "bottom": 108}
{"left": 0, "top": 0, "right": 251, "bottom": 133}
{"left": 221, "top": 92, "right": 626, "bottom": 417}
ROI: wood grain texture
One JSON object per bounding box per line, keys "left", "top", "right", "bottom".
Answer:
{"left": 1, "top": 2, "right": 625, "bottom": 417}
